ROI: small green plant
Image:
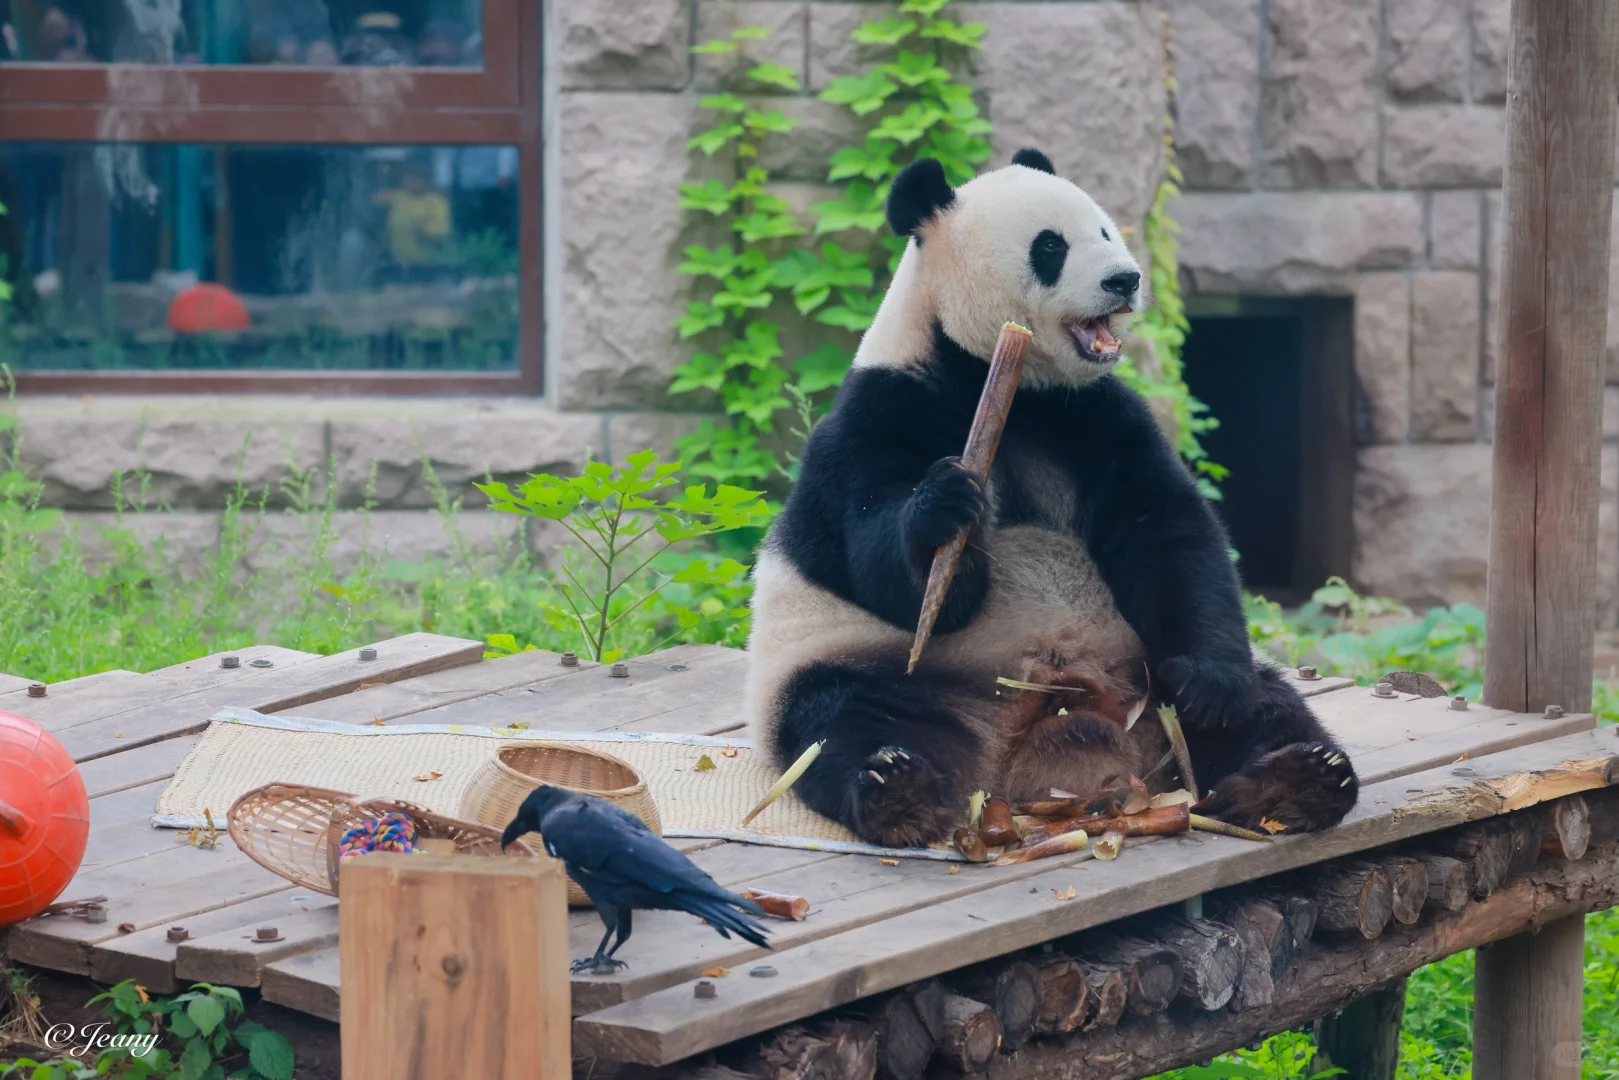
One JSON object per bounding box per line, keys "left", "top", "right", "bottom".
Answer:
{"left": 1152, "top": 1031, "right": 1344, "bottom": 1078}
{"left": 1, "top": 980, "right": 294, "bottom": 1080}
{"left": 476, "top": 451, "right": 769, "bottom": 663}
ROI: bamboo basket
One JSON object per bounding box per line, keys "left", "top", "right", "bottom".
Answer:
{"left": 227, "top": 783, "right": 542, "bottom": 898}
{"left": 459, "top": 743, "right": 661, "bottom": 906}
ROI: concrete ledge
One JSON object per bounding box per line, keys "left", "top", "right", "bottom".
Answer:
{"left": 4, "top": 396, "right": 706, "bottom": 511}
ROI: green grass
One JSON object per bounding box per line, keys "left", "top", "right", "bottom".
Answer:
{"left": 3, "top": 428, "right": 1618, "bottom": 1078}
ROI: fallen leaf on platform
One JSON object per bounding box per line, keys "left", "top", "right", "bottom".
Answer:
{"left": 1053, "top": 885, "right": 1077, "bottom": 900}
{"left": 702, "top": 967, "right": 729, "bottom": 978}
{"left": 879, "top": 858, "right": 899, "bottom": 866}
{"left": 948, "top": 865, "right": 961, "bottom": 875}
{"left": 117, "top": 923, "right": 136, "bottom": 934}
{"left": 695, "top": 755, "right": 717, "bottom": 772}
{"left": 1454, "top": 752, "right": 1470, "bottom": 763}
{"left": 1259, "top": 817, "right": 1288, "bottom": 835}
{"left": 412, "top": 771, "right": 444, "bottom": 782}
{"left": 721, "top": 746, "right": 740, "bottom": 758}
{"left": 369, "top": 719, "right": 386, "bottom": 726}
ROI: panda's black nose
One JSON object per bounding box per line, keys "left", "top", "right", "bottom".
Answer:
{"left": 1100, "top": 271, "right": 1140, "bottom": 297}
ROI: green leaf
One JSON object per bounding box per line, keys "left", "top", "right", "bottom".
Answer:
{"left": 851, "top": 17, "right": 917, "bottom": 46}
{"left": 812, "top": 182, "right": 888, "bottom": 234}
{"left": 795, "top": 344, "right": 855, "bottom": 394}
{"left": 678, "top": 245, "right": 743, "bottom": 280}
{"left": 819, "top": 71, "right": 899, "bottom": 116}
{"left": 187, "top": 993, "right": 227, "bottom": 1037}
{"left": 691, "top": 39, "right": 737, "bottom": 55}
{"left": 732, "top": 211, "right": 806, "bottom": 243}
{"left": 919, "top": 19, "right": 986, "bottom": 48}
{"left": 246, "top": 1031, "right": 295, "bottom": 1080}
{"left": 670, "top": 353, "right": 727, "bottom": 395}
{"left": 678, "top": 179, "right": 739, "bottom": 216}
{"left": 898, "top": 0, "right": 950, "bottom": 15}
{"left": 698, "top": 93, "right": 748, "bottom": 113}
{"left": 882, "top": 51, "right": 949, "bottom": 88}
{"left": 695, "top": 754, "right": 717, "bottom": 772}
{"left": 686, "top": 123, "right": 744, "bottom": 156}
{"left": 177, "top": 1039, "right": 211, "bottom": 1080}
{"left": 870, "top": 102, "right": 946, "bottom": 144}
{"left": 730, "top": 25, "right": 771, "bottom": 41}
{"left": 743, "top": 109, "right": 800, "bottom": 135}
{"left": 827, "top": 138, "right": 899, "bottom": 183}
{"left": 169, "top": 1011, "right": 200, "bottom": 1039}
{"left": 748, "top": 63, "right": 801, "bottom": 91}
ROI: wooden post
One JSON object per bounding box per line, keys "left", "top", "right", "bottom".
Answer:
{"left": 340, "top": 854, "right": 571, "bottom": 1080}
{"left": 1480, "top": 1, "right": 1618, "bottom": 1077}
{"left": 1314, "top": 978, "right": 1407, "bottom": 1080}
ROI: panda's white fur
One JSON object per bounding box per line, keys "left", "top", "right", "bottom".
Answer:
{"left": 852, "top": 163, "right": 1144, "bottom": 389}
{"left": 742, "top": 152, "right": 1357, "bottom": 848}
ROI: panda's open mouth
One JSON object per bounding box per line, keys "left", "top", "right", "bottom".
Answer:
{"left": 1065, "top": 309, "right": 1129, "bottom": 363}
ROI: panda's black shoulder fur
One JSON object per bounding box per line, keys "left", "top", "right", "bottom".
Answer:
{"left": 774, "top": 326, "right": 1253, "bottom": 707}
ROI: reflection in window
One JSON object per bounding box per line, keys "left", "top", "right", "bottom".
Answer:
{"left": 0, "top": 142, "right": 519, "bottom": 371}
{"left": 0, "top": 1, "right": 483, "bottom": 67}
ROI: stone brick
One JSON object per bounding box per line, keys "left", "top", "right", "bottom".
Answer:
{"left": 1259, "top": 0, "right": 1379, "bottom": 189}
{"left": 239, "top": 509, "right": 532, "bottom": 576}
{"left": 959, "top": 2, "right": 1167, "bottom": 232}
{"left": 1471, "top": 0, "right": 1510, "bottom": 104}
{"left": 605, "top": 412, "right": 710, "bottom": 466}
{"left": 1381, "top": 106, "right": 1505, "bottom": 188}
{"left": 1353, "top": 273, "right": 1410, "bottom": 445}
{"left": 7, "top": 396, "right": 326, "bottom": 510}
{"left": 558, "top": 93, "right": 709, "bottom": 410}
{"left": 695, "top": 2, "right": 808, "bottom": 93}
{"left": 325, "top": 400, "right": 605, "bottom": 508}
{"left": 1384, "top": 0, "right": 1468, "bottom": 102}
{"left": 46, "top": 511, "right": 222, "bottom": 574}
{"left": 805, "top": 3, "right": 892, "bottom": 91}
{"left": 1429, "top": 190, "right": 1481, "bottom": 269}
{"left": 1409, "top": 271, "right": 1481, "bottom": 442}
{"left": 1353, "top": 443, "right": 1491, "bottom": 608}
{"left": 1173, "top": 192, "right": 1424, "bottom": 294}
{"left": 1168, "top": 0, "right": 1260, "bottom": 190}
{"left": 559, "top": 0, "right": 692, "bottom": 91}
{"left": 755, "top": 97, "right": 867, "bottom": 182}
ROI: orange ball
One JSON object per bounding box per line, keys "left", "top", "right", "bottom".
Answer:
{"left": 167, "top": 282, "right": 251, "bottom": 335}
{"left": 0, "top": 711, "right": 89, "bottom": 926}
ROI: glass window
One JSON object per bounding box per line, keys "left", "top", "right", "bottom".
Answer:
{"left": 0, "top": 0, "right": 484, "bottom": 67}
{"left": 0, "top": 141, "right": 519, "bottom": 371}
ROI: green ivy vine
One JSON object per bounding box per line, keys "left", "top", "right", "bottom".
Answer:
{"left": 669, "top": 1, "right": 1221, "bottom": 509}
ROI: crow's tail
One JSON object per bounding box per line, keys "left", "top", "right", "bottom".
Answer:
{"left": 681, "top": 891, "right": 772, "bottom": 950}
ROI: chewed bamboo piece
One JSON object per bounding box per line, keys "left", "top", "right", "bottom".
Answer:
{"left": 992, "top": 828, "right": 1090, "bottom": 865}
{"left": 742, "top": 889, "right": 810, "bottom": 920}
{"left": 740, "top": 740, "right": 823, "bottom": 825}
{"left": 1157, "top": 705, "right": 1199, "bottom": 799}
{"left": 907, "top": 321, "right": 1034, "bottom": 674}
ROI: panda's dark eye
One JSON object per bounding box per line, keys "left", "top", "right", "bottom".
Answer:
{"left": 1101, "top": 228, "right": 1111, "bottom": 241}
{"left": 1030, "top": 229, "right": 1068, "bottom": 286}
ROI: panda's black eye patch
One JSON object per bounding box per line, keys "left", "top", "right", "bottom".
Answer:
{"left": 1102, "top": 228, "right": 1111, "bottom": 241}
{"left": 1030, "top": 229, "right": 1068, "bottom": 287}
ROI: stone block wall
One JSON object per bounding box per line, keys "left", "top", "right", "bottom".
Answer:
{"left": 1167, "top": 0, "right": 1619, "bottom": 626}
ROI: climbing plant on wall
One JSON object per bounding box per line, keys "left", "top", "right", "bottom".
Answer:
{"left": 669, "top": 1, "right": 1221, "bottom": 508}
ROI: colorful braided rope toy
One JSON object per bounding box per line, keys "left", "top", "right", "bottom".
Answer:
{"left": 337, "top": 813, "right": 421, "bottom": 864}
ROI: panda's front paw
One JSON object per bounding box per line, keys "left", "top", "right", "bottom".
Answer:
{"left": 1159, "top": 655, "right": 1255, "bottom": 729}
{"left": 1200, "top": 741, "right": 1359, "bottom": 832}
{"left": 904, "top": 457, "right": 986, "bottom": 560}
{"left": 847, "top": 747, "right": 958, "bottom": 848}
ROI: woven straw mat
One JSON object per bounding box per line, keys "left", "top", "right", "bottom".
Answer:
{"left": 154, "top": 707, "right": 958, "bottom": 860}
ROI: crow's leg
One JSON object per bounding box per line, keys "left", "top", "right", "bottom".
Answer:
{"left": 572, "top": 904, "right": 629, "bottom": 974}
{"left": 603, "top": 908, "right": 634, "bottom": 963}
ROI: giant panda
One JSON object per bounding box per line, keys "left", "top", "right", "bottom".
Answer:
{"left": 742, "top": 149, "right": 1360, "bottom": 850}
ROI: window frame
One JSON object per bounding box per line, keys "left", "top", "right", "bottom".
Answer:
{"left": 1, "top": 0, "right": 543, "bottom": 395}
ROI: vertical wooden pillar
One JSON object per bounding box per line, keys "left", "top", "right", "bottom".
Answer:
{"left": 1476, "top": 916, "right": 1587, "bottom": 1080}
{"left": 1479, "top": 2, "right": 1617, "bottom": 1078}
{"left": 1314, "top": 978, "right": 1407, "bottom": 1080}
{"left": 340, "top": 854, "right": 572, "bottom": 1080}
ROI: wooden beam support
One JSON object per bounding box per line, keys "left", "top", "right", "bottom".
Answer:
{"left": 1314, "top": 978, "right": 1408, "bottom": 1080}
{"left": 1481, "top": 0, "right": 1619, "bottom": 1073}
{"left": 340, "top": 853, "right": 571, "bottom": 1080}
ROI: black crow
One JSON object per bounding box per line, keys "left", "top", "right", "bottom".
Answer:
{"left": 501, "top": 785, "right": 772, "bottom": 974}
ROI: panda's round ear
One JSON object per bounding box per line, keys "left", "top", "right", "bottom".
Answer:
{"left": 887, "top": 158, "right": 955, "bottom": 239}
{"left": 1011, "top": 148, "right": 1055, "bottom": 175}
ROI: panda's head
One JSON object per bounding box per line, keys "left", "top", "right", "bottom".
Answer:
{"left": 870, "top": 148, "right": 1143, "bottom": 388}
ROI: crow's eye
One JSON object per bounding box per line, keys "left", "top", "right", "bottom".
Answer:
{"left": 1101, "top": 228, "right": 1111, "bottom": 241}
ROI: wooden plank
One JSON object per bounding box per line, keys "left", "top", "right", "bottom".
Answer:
{"left": 2, "top": 649, "right": 312, "bottom": 731}
{"left": 7, "top": 839, "right": 290, "bottom": 974}
{"left": 89, "top": 889, "right": 307, "bottom": 994}
{"left": 408, "top": 643, "right": 747, "bottom": 732}
{"left": 56, "top": 632, "right": 486, "bottom": 763}
{"left": 0, "top": 671, "right": 36, "bottom": 694}
{"left": 340, "top": 855, "right": 572, "bottom": 1080}
{"left": 77, "top": 734, "right": 200, "bottom": 799}
{"left": 263, "top": 946, "right": 342, "bottom": 1022}
{"left": 1353, "top": 711, "right": 1595, "bottom": 785}
{"left": 176, "top": 900, "right": 341, "bottom": 988}
{"left": 570, "top": 729, "right": 1619, "bottom": 1064}
{"left": 287, "top": 648, "right": 598, "bottom": 724}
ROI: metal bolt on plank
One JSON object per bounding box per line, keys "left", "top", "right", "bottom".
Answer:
{"left": 220, "top": 655, "right": 240, "bottom": 669}
{"left": 26, "top": 682, "right": 45, "bottom": 698}
{"left": 694, "top": 980, "right": 716, "bottom": 999}
{"left": 1450, "top": 695, "right": 1468, "bottom": 711}
{"left": 1544, "top": 704, "right": 1565, "bottom": 719}
{"left": 609, "top": 663, "right": 630, "bottom": 678}
{"left": 1373, "top": 681, "right": 1396, "bottom": 698}
{"left": 559, "top": 652, "right": 579, "bottom": 667}
{"left": 359, "top": 647, "right": 378, "bottom": 661}
{"left": 1297, "top": 665, "right": 1319, "bottom": 681}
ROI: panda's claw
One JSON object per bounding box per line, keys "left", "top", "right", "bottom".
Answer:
{"left": 1200, "top": 741, "right": 1359, "bottom": 833}
{"left": 851, "top": 746, "right": 957, "bottom": 848}
{"left": 868, "top": 770, "right": 886, "bottom": 784}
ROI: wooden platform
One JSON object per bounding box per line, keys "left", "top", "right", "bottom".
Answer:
{"left": 3, "top": 637, "right": 1617, "bottom": 1069}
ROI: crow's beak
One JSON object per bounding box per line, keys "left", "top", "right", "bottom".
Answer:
{"left": 501, "top": 818, "right": 526, "bottom": 851}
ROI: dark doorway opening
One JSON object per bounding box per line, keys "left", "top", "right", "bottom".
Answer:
{"left": 1181, "top": 297, "right": 1354, "bottom": 603}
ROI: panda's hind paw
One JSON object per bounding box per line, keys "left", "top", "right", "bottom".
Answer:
{"left": 848, "top": 746, "right": 957, "bottom": 849}
{"left": 1200, "top": 741, "right": 1358, "bottom": 833}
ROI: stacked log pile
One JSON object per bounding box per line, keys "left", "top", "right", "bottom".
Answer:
{"left": 580, "top": 788, "right": 1619, "bottom": 1080}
